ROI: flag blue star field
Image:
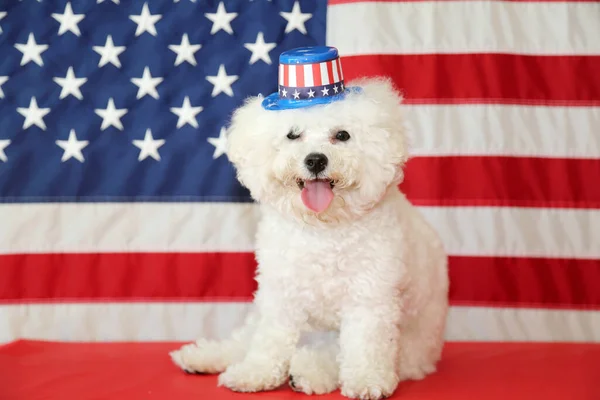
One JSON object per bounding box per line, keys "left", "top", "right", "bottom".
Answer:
{"left": 1, "top": 0, "right": 600, "bottom": 344}
{"left": 0, "top": 0, "right": 325, "bottom": 201}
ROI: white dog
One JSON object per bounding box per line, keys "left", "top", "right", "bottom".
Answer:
{"left": 170, "top": 70, "right": 449, "bottom": 399}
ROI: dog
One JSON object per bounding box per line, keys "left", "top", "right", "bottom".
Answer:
{"left": 170, "top": 47, "right": 449, "bottom": 400}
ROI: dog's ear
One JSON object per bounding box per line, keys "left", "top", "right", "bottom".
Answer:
{"left": 226, "top": 96, "right": 263, "bottom": 173}
{"left": 356, "top": 77, "right": 410, "bottom": 184}
{"left": 225, "top": 96, "right": 276, "bottom": 199}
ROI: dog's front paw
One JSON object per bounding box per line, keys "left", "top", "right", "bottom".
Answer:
{"left": 288, "top": 345, "right": 339, "bottom": 395}
{"left": 169, "top": 339, "right": 239, "bottom": 374}
{"left": 340, "top": 370, "right": 399, "bottom": 400}
{"left": 218, "top": 360, "right": 287, "bottom": 392}
{"left": 289, "top": 373, "right": 338, "bottom": 395}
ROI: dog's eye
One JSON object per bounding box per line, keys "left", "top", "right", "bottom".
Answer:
{"left": 335, "top": 130, "right": 350, "bottom": 142}
{"left": 287, "top": 130, "right": 301, "bottom": 140}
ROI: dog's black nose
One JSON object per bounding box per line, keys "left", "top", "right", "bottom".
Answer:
{"left": 304, "top": 153, "right": 328, "bottom": 174}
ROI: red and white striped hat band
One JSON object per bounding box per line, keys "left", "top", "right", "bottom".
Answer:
{"left": 279, "top": 57, "right": 345, "bottom": 89}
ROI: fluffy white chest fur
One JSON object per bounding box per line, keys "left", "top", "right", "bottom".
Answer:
{"left": 170, "top": 77, "right": 449, "bottom": 400}
{"left": 255, "top": 187, "right": 446, "bottom": 335}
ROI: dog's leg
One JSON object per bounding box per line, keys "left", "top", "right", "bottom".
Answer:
{"left": 398, "top": 296, "right": 447, "bottom": 381}
{"left": 169, "top": 310, "right": 258, "bottom": 374}
{"left": 288, "top": 342, "right": 340, "bottom": 395}
{"left": 338, "top": 306, "right": 401, "bottom": 400}
{"left": 217, "top": 312, "right": 301, "bottom": 393}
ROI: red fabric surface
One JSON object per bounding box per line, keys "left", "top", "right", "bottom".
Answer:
{"left": 1, "top": 340, "right": 599, "bottom": 400}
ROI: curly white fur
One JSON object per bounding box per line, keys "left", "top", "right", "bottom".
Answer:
{"left": 170, "top": 77, "right": 449, "bottom": 399}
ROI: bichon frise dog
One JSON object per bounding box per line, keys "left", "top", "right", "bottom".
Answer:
{"left": 170, "top": 46, "right": 449, "bottom": 400}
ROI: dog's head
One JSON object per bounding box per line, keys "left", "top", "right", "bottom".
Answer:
{"left": 226, "top": 77, "right": 409, "bottom": 225}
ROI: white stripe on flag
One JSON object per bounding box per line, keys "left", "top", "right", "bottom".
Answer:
{"left": 1, "top": 303, "right": 598, "bottom": 343}
{"left": 327, "top": 1, "right": 600, "bottom": 55}
{"left": 1, "top": 203, "right": 598, "bottom": 258}
{"left": 320, "top": 61, "right": 330, "bottom": 85}
{"left": 402, "top": 104, "right": 600, "bottom": 158}
{"left": 304, "top": 64, "right": 314, "bottom": 87}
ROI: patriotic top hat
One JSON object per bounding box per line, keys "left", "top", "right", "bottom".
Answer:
{"left": 261, "top": 46, "right": 360, "bottom": 111}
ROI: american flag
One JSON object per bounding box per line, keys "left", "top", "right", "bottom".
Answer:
{"left": 0, "top": 0, "right": 599, "bottom": 344}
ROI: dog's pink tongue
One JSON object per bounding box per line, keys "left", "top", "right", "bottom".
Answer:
{"left": 301, "top": 180, "right": 334, "bottom": 213}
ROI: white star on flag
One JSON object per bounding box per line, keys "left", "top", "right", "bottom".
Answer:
{"left": 170, "top": 96, "right": 203, "bottom": 128}
{"left": 131, "top": 67, "right": 163, "bottom": 99}
{"left": 14, "top": 33, "right": 49, "bottom": 67}
{"left": 0, "top": 140, "right": 10, "bottom": 163}
{"left": 95, "top": 98, "right": 128, "bottom": 131}
{"left": 207, "top": 127, "right": 228, "bottom": 159}
{"left": 53, "top": 67, "right": 87, "bottom": 100}
{"left": 133, "top": 129, "right": 165, "bottom": 161}
{"left": 17, "top": 97, "right": 51, "bottom": 130}
{"left": 51, "top": 2, "right": 85, "bottom": 37}
{"left": 205, "top": 2, "right": 237, "bottom": 35}
{"left": 0, "top": 12, "right": 7, "bottom": 34}
{"left": 280, "top": 1, "right": 312, "bottom": 35}
{"left": 169, "top": 34, "right": 201, "bottom": 66}
{"left": 129, "top": 2, "right": 162, "bottom": 37}
{"left": 244, "top": 32, "right": 276, "bottom": 65}
{"left": 307, "top": 89, "right": 315, "bottom": 98}
{"left": 93, "top": 35, "right": 126, "bottom": 68}
{"left": 321, "top": 87, "right": 330, "bottom": 96}
{"left": 206, "top": 64, "right": 238, "bottom": 97}
{"left": 56, "top": 130, "right": 89, "bottom": 163}
{"left": 0, "top": 76, "right": 8, "bottom": 99}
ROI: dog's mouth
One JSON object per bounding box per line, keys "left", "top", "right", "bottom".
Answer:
{"left": 296, "top": 178, "right": 336, "bottom": 213}
{"left": 296, "top": 178, "right": 335, "bottom": 190}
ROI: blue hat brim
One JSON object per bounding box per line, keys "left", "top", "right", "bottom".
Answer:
{"left": 261, "top": 86, "right": 362, "bottom": 111}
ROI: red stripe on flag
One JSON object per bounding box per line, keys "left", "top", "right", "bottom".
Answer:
{"left": 1, "top": 253, "right": 599, "bottom": 309}
{"left": 0, "top": 253, "right": 257, "bottom": 303}
{"left": 342, "top": 54, "right": 600, "bottom": 105}
{"left": 312, "top": 63, "right": 322, "bottom": 86}
{"left": 449, "top": 256, "right": 600, "bottom": 309}
{"left": 401, "top": 156, "right": 600, "bottom": 208}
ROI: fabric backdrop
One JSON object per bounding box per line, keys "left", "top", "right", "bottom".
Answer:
{"left": 0, "top": 0, "right": 598, "bottom": 344}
